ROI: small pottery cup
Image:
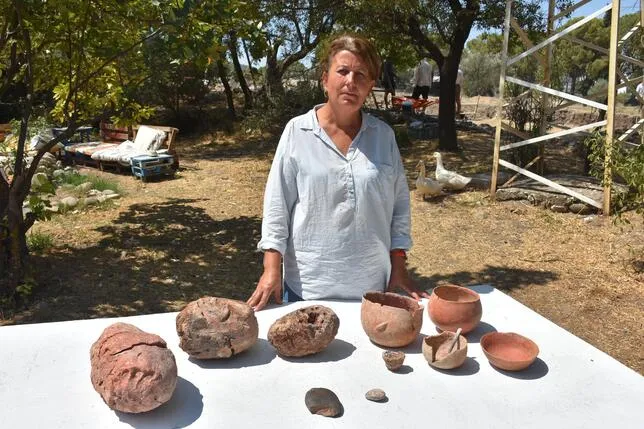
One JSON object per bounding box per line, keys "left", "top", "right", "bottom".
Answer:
{"left": 382, "top": 350, "right": 405, "bottom": 371}
{"left": 422, "top": 332, "right": 468, "bottom": 370}
{"left": 428, "top": 284, "right": 482, "bottom": 334}
{"left": 480, "top": 332, "right": 539, "bottom": 371}
{"left": 361, "top": 292, "right": 423, "bottom": 347}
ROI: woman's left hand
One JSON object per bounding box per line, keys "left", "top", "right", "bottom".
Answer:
{"left": 387, "top": 255, "right": 430, "bottom": 300}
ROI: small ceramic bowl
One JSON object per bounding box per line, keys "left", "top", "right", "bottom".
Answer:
{"left": 422, "top": 332, "right": 468, "bottom": 370}
{"left": 480, "top": 332, "right": 539, "bottom": 371}
{"left": 382, "top": 350, "right": 406, "bottom": 371}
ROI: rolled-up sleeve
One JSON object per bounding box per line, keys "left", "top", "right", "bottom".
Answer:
{"left": 390, "top": 141, "right": 412, "bottom": 250}
{"left": 257, "top": 121, "right": 299, "bottom": 255}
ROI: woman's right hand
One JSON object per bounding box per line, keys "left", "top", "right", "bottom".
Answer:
{"left": 247, "top": 250, "right": 283, "bottom": 311}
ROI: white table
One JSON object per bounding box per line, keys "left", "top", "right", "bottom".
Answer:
{"left": 0, "top": 286, "right": 642, "bottom": 429}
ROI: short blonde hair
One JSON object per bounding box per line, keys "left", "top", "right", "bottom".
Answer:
{"left": 320, "top": 34, "right": 381, "bottom": 81}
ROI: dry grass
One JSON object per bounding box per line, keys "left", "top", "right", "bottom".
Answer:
{"left": 2, "top": 107, "right": 642, "bottom": 375}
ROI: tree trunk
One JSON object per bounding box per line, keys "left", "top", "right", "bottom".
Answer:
{"left": 216, "top": 59, "right": 236, "bottom": 119}
{"left": 227, "top": 31, "right": 253, "bottom": 110}
{"left": 437, "top": 60, "right": 459, "bottom": 152}
{"left": 265, "top": 51, "right": 285, "bottom": 103}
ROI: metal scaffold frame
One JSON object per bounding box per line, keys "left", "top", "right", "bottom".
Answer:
{"left": 491, "top": 0, "right": 643, "bottom": 214}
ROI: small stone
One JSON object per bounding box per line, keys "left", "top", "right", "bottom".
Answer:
{"left": 365, "top": 388, "right": 387, "bottom": 402}
{"left": 550, "top": 204, "right": 568, "bottom": 213}
{"left": 305, "top": 388, "right": 343, "bottom": 417}
{"left": 382, "top": 350, "right": 405, "bottom": 371}
{"left": 569, "top": 203, "right": 594, "bottom": 215}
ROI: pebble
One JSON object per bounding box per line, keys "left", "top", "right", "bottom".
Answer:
{"left": 365, "top": 388, "right": 387, "bottom": 402}
{"left": 305, "top": 388, "right": 343, "bottom": 417}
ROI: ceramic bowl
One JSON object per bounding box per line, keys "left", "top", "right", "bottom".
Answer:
{"left": 428, "top": 284, "right": 482, "bottom": 333}
{"left": 361, "top": 292, "right": 423, "bottom": 347}
{"left": 382, "top": 350, "right": 406, "bottom": 371}
{"left": 480, "top": 332, "right": 539, "bottom": 371}
{"left": 422, "top": 332, "right": 468, "bottom": 370}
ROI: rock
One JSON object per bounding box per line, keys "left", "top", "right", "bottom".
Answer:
{"left": 305, "top": 388, "right": 343, "bottom": 417}
{"left": 104, "top": 193, "right": 120, "bottom": 200}
{"left": 176, "top": 297, "right": 258, "bottom": 359}
{"left": 365, "top": 388, "right": 387, "bottom": 402}
{"left": 83, "top": 196, "right": 99, "bottom": 206}
{"left": 31, "top": 172, "right": 49, "bottom": 189}
{"left": 267, "top": 305, "right": 339, "bottom": 357}
{"left": 90, "top": 322, "right": 177, "bottom": 413}
{"left": 102, "top": 189, "right": 116, "bottom": 195}
{"left": 59, "top": 196, "right": 78, "bottom": 208}
{"left": 569, "top": 203, "right": 594, "bottom": 215}
{"left": 52, "top": 169, "right": 65, "bottom": 178}
{"left": 76, "top": 182, "right": 93, "bottom": 193}
{"left": 550, "top": 204, "right": 568, "bottom": 213}
{"left": 382, "top": 350, "right": 405, "bottom": 371}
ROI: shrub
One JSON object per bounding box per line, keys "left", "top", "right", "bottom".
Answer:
{"left": 585, "top": 131, "right": 644, "bottom": 219}
{"left": 27, "top": 232, "right": 54, "bottom": 253}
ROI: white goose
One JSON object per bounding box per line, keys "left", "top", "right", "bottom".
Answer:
{"left": 415, "top": 160, "right": 443, "bottom": 199}
{"left": 433, "top": 152, "right": 472, "bottom": 191}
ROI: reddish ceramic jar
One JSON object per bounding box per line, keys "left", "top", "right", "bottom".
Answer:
{"left": 361, "top": 292, "right": 423, "bottom": 347}
{"left": 428, "top": 284, "right": 482, "bottom": 334}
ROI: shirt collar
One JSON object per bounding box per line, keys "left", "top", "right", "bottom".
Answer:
{"left": 300, "top": 104, "right": 376, "bottom": 132}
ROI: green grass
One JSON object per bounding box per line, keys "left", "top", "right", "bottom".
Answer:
{"left": 27, "top": 231, "right": 54, "bottom": 253}
{"left": 56, "top": 171, "right": 122, "bottom": 194}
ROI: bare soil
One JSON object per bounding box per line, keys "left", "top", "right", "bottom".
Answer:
{"left": 2, "top": 97, "right": 642, "bottom": 375}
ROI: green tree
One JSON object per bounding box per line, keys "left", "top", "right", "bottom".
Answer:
{"left": 0, "top": 0, "right": 171, "bottom": 298}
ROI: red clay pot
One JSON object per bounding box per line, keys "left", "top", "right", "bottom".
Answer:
{"left": 480, "top": 332, "right": 539, "bottom": 371}
{"left": 428, "top": 285, "right": 482, "bottom": 334}
{"left": 361, "top": 292, "right": 423, "bottom": 347}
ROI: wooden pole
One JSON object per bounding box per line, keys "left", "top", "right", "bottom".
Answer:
{"left": 538, "top": 0, "right": 555, "bottom": 175}
{"left": 604, "top": 0, "right": 620, "bottom": 215}
{"left": 491, "top": 0, "right": 513, "bottom": 198}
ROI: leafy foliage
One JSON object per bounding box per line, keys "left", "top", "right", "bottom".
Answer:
{"left": 585, "top": 132, "right": 644, "bottom": 219}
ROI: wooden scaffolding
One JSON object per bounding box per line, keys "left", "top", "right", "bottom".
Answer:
{"left": 491, "top": 0, "right": 643, "bottom": 213}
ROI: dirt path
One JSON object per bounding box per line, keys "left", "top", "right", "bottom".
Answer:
{"left": 5, "top": 124, "right": 643, "bottom": 374}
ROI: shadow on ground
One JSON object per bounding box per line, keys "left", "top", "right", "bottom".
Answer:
{"left": 407, "top": 265, "right": 558, "bottom": 293}
{"left": 28, "top": 198, "right": 263, "bottom": 323}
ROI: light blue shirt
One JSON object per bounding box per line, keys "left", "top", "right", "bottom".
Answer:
{"left": 257, "top": 106, "right": 412, "bottom": 300}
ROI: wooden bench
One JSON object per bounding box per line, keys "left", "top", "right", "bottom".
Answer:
{"left": 64, "top": 123, "right": 179, "bottom": 173}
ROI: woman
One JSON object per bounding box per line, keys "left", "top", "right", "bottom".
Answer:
{"left": 247, "top": 34, "right": 429, "bottom": 311}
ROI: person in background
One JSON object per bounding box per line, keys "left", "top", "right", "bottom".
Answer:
{"left": 411, "top": 57, "right": 432, "bottom": 100}
{"left": 381, "top": 58, "right": 397, "bottom": 109}
{"left": 455, "top": 68, "right": 464, "bottom": 116}
{"left": 247, "top": 34, "right": 429, "bottom": 311}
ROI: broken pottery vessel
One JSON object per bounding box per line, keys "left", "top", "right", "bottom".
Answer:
{"left": 176, "top": 296, "right": 258, "bottom": 359}
{"left": 361, "top": 292, "right": 423, "bottom": 347}
{"left": 428, "top": 284, "right": 482, "bottom": 334}
{"left": 382, "top": 350, "right": 406, "bottom": 371}
{"left": 422, "top": 331, "right": 468, "bottom": 370}
{"left": 268, "top": 305, "right": 339, "bottom": 357}
{"left": 90, "top": 323, "right": 177, "bottom": 413}
{"left": 480, "top": 332, "right": 539, "bottom": 371}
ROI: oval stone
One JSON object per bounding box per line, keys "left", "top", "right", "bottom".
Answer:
{"left": 305, "top": 388, "right": 343, "bottom": 417}
{"left": 268, "top": 305, "right": 339, "bottom": 357}
{"left": 365, "top": 388, "right": 387, "bottom": 402}
{"left": 176, "top": 296, "right": 258, "bottom": 359}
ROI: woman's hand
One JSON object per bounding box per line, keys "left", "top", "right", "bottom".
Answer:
{"left": 247, "top": 250, "right": 283, "bottom": 311}
{"left": 387, "top": 253, "right": 430, "bottom": 300}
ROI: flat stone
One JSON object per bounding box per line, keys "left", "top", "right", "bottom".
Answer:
{"left": 365, "top": 388, "right": 387, "bottom": 402}
{"left": 305, "top": 388, "right": 343, "bottom": 417}
{"left": 268, "top": 305, "right": 339, "bottom": 357}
